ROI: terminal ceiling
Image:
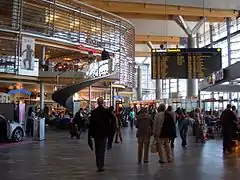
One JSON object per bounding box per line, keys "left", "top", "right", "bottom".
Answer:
{"left": 81, "top": 0, "right": 239, "bottom": 54}
{"left": 106, "top": 0, "right": 240, "bottom": 10}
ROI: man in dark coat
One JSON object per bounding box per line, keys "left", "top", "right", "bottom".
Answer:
{"left": 220, "top": 104, "right": 238, "bottom": 153}
{"left": 88, "top": 97, "right": 111, "bottom": 172}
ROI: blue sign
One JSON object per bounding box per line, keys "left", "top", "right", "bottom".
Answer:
{"left": 113, "top": 95, "right": 123, "bottom": 99}
{"left": 8, "top": 88, "right": 31, "bottom": 96}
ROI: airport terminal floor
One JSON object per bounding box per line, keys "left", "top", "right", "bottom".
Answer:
{"left": 0, "top": 128, "right": 240, "bottom": 180}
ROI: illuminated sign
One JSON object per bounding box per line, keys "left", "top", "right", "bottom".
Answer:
{"left": 77, "top": 45, "right": 102, "bottom": 54}
{"left": 151, "top": 48, "right": 222, "bottom": 79}
{"left": 207, "top": 69, "right": 224, "bottom": 84}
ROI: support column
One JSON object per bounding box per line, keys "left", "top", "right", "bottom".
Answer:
{"left": 88, "top": 85, "right": 92, "bottom": 111}
{"left": 226, "top": 18, "right": 232, "bottom": 66}
{"left": 226, "top": 17, "right": 232, "bottom": 103}
{"left": 168, "top": 79, "right": 171, "bottom": 98}
{"left": 41, "top": 46, "right": 45, "bottom": 65}
{"left": 40, "top": 82, "right": 44, "bottom": 112}
{"left": 209, "top": 24, "right": 215, "bottom": 109}
{"left": 187, "top": 35, "right": 197, "bottom": 98}
{"left": 137, "top": 65, "right": 142, "bottom": 101}
{"left": 196, "top": 33, "right": 201, "bottom": 108}
{"left": 176, "top": 79, "right": 179, "bottom": 97}
{"left": 156, "top": 79, "right": 162, "bottom": 100}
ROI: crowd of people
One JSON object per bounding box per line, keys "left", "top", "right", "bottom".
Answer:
{"left": 69, "top": 97, "right": 240, "bottom": 173}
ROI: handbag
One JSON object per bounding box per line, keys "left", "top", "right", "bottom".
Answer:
{"left": 150, "top": 138, "right": 158, "bottom": 154}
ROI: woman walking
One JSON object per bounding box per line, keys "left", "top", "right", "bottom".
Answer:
{"left": 153, "top": 104, "right": 176, "bottom": 164}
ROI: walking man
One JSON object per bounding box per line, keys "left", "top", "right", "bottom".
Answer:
{"left": 88, "top": 97, "right": 111, "bottom": 172}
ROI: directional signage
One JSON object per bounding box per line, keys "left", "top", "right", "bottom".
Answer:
{"left": 151, "top": 48, "right": 222, "bottom": 79}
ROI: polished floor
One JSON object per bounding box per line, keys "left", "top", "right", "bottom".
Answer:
{"left": 0, "top": 128, "right": 240, "bottom": 180}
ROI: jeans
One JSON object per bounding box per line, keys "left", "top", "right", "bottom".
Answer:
{"left": 130, "top": 119, "right": 134, "bottom": 130}
{"left": 94, "top": 137, "right": 107, "bottom": 170}
{"left": 180, "top": 128, "right": 188, "bottom": 146}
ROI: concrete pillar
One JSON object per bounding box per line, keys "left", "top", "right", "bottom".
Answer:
{"left": 40, "top": 82, "right": 44, "bottom": 111}
{"left": 226, "top": 18, "right": 232, "bottom": 66}
{"left": 88, "top": 85, "right": 91, "bottom": 111}
{"left": 187, "top": 35, "right": 197, "bottom": 98}
{"left": 176, "top": 79, "right": 179, "bottom": 97}
{"left": 41, "top": 46, "right": 45, "bottom": 65}
{"left": 137, "top": 66, "right": 142, "bottom": 101}
{"left": 156, "top": 79, "right": 162, "bottom": 100}
{"left": 168, "top": 79, "right": 171, "bottom": 98}
{"left": 209, "top": 24, "right": 215, "bottom": 109}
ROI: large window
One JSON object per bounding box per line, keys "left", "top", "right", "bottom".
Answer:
{"left": 231, "top": 34, "right": 240, "bottom": 65}
{"left": 213, "top": 40, "right": 228, "bottom": 68}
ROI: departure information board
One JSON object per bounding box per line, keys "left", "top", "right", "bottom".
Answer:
{"left": 151, "top": 48, "right": 222, "bottom": 79}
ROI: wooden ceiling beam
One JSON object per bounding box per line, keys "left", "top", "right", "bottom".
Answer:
{"left": 81, "top": 1, "right": 238, "bottom": 19}
{"left": 116, "top": 13, "right": 226, "bottom": 22}
{"left": 135, "top": 52, "right": 151, "bottom": 57}
{"left": 135, "top": 35, "right": 180, "bottom": 44}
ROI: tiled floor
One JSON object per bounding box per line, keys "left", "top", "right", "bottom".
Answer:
{"left": 0, "top": 128, "right": 240, "bottom": 180}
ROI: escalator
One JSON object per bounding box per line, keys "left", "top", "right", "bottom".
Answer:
{"left": 52, "top": 74, "right": 114, "bottom": 109}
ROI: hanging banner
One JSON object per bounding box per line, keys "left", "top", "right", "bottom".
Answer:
{"left": 19, "top": 36, "right": 39, "bottom": 76}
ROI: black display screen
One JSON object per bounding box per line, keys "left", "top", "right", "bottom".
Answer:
{"left": 151, "top": 48, "right": 222, "bottom": 79}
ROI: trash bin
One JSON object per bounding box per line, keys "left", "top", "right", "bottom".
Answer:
{"left": 33, "top": 117, "right": 45, "bottom": 141}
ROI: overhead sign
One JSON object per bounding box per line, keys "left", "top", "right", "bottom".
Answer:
{"left": 207, "top": 69, "right": 224, "bottom": 84}
{"left": 151, "top": 48, "right": 222, "bottom": 79}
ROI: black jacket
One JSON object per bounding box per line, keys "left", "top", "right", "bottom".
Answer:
{"left": 220, "top": 109, "right": 237, "bottom": 134}
{"left": 88, "top": 106, "right": 111, "bottom": 138}
{"left": 160, "top": 112, "right": 176, "bottom": 139}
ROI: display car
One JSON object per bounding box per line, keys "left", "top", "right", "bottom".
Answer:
{"left": 0, "top": 115, "right": 24, "bottom": 142}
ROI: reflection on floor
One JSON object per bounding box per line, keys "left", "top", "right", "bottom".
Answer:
{"left": 0, "top": 128, "right": 240, "bottom": 180}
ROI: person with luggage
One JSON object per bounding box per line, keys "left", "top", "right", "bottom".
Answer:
{"left": 73, "top": 108, "right": 85, "bottom": 138}
{"left": 194, "top": 108, "right": 205, "bottom": 143}
{"left": 68, "top": 117, "right": 80, "bottom": 139}
{"left": 220, "top": 104, "right": 238, "bottom": 153}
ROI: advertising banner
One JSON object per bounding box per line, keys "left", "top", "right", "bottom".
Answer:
{"left": 19, "top": 36, "right": 39, "bottom": 76}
